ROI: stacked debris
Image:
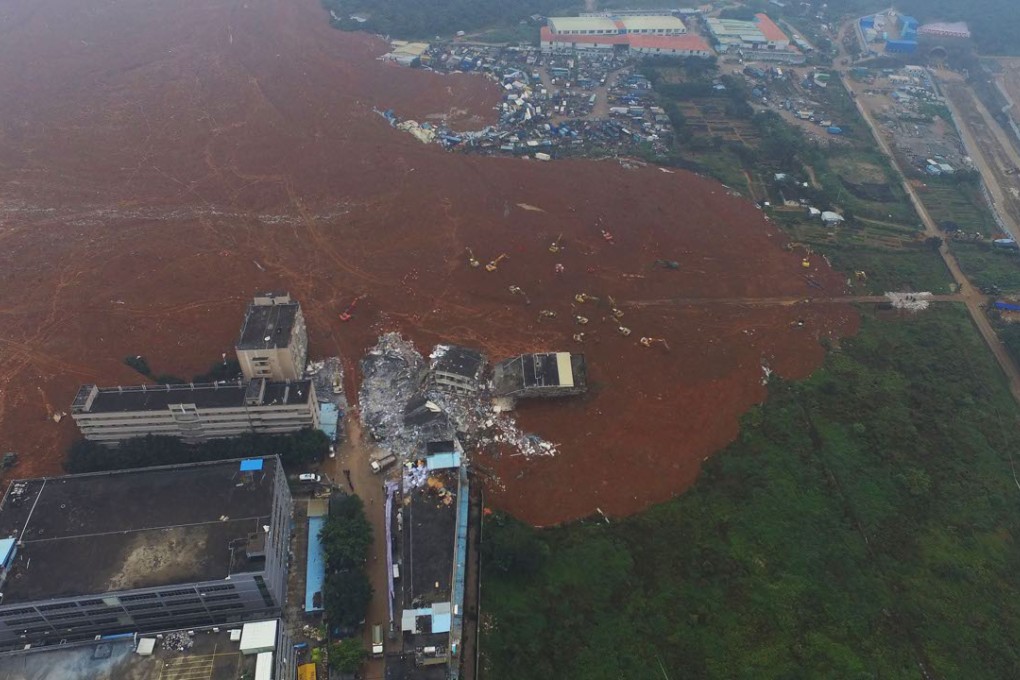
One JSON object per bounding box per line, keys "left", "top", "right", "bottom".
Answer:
{"left": 161, "top": 630, "right": 194, "bottom": 652}
{"left": 886, "top": 291, "right": 932, "bottom": 311}
{"left": 359, "top": 333, "right": 425, "bottom": 453}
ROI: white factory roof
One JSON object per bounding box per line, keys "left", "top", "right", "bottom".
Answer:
{"left": 239, "top": 620, "right": 278, "bottom": 655}
{"left": 619, "top": 15, "right": 687, "bottom": 33}
{"left": 547, "top": 16, "right": 619, "bottom": 34}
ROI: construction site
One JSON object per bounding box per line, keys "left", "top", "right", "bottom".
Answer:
{"left": 0, "top": 0, "right": 860, "bottom": 526}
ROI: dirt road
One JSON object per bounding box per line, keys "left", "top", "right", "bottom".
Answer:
{"left": 940, "top": 77, "right": 1020, "bottom": 240}
{"left": 327, "top": 416, "right": 388, "bottom": 680}
{"left": 842, "top": 71, "right": 1020, "bottom": 403}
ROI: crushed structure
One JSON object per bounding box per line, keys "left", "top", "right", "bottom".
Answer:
{"left": 492, "top": 352, "right": 587, "bottom": 399}
{"left": 0, "top": 457, "right": 292, "bottom": 648}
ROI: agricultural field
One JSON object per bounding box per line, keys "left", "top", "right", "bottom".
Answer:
{"left": 481, "top": 306, "right": 1020, "bottom": 679}
{"left": 949, "top": 242, "right": 1020, "bottom": 293}
{"left": 919, "top": 180, "right": 999, "bottom": 237}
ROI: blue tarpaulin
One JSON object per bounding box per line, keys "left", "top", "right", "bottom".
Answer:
{"left": 239, "top": 459, "right": 264, "bottom": 472}
{"left": 426, "top": 452, "right": 462, "bottom": 471}
{"left": 995, "top": 301, "right": 1020, "bottom": 312}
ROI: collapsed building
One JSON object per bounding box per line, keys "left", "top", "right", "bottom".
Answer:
{"left": 492, "top": 352, "right": 588, "bottom": 399}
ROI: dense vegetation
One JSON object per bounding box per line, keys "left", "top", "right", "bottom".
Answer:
{"left": 322, "top": 0, "right": 579, "bottom": 40}
{"left": 321, "top": 494, "right": 374, "bottom": 630}
{"left": 65, "top": 428, "right": 328, "bottom": 473}
{"left": 481, "top": 306, "right": 1020, "bottom": 678}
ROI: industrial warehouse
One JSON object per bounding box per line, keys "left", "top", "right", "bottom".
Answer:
{"left": 540, "top": 13, "right": 712, "bottom": 57}
{"left": 0, "top": 457, "right": 292, "bottom": 647}
{"left": 70, "top": 293, "right": 318, "bottom": 445}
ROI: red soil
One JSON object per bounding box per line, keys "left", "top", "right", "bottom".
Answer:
{"left": 0, "top": 0, "right": 857, "bottom": 525}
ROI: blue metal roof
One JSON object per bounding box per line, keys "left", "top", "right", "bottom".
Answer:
{"left": 318, "top": 402, "right": 339, "bottom": 440}
{"left": 0, "top": 538, "right": 15, "bottom": 567}
{"left": 239, "top": 458, "right": 264, "bottom": 472}
{"left": 426, "top": 452, "right": 461, "bottom": 471}
{"left": 305, "top": 515, "right": 327, "bottom": 613}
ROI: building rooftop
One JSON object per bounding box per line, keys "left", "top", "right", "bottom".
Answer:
{"left": 629, "top": 33, "right": 711, "bottom": 52}
{"left": 402, "top": 470, "right": 458, "bottom": 606}
{"left": 754, "top": 13, "right": 789, "bottom": 42}
{"left": 430, "top": 346, "right": 484, "bottom": 380}
{"left": 72, "top": 379, "right": 313, "bottom": 414}
{"left": 541, "top": 26, "right": 629, "bottom": 45}
{"left": 0, "top": 623, "right": 274, "bottom": 680}
{"left": 0, "top": 458, "right": 281, "bottom": 604}
{"left": 547, "top": 16, "right": 619, "bottom": 33}
{"left": 237, "top": 294, "right": 300, "bottom": 351}
{"left": 618, "top": 15, "right": 687, "bottom": 32}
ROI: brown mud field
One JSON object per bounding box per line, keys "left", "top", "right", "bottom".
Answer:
{"left": 0, "top": 0, "right": 858, "bottom": 525}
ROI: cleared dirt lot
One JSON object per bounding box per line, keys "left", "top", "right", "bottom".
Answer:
{"left": 0, "top": 0, "right": 857, "bottom": 525}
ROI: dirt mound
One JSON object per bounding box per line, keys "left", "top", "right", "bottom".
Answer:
{"left": 0, "top": 0, "right": 857, "bottom": 524}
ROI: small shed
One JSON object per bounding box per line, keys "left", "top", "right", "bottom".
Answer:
{"left": 821, "top": 211, "right": 845, "bottom": 225}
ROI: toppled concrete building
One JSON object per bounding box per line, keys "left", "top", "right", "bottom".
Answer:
{"left": 426, "top": 346, "right": 486, "bottom": 396}
{"left": 493, "top": 352, "right": 587, "bottom": 399}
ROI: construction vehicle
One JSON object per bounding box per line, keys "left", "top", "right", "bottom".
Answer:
{"left": 601, "top": 229, "right": 615, "bottom": 244}
{"left": 548, "top": 233, "right": 564, "bottom": 253}
{"left": 617, "top": 326, "right": 632, "bottom": 337}
{"left": 465, "top": 248, "right": 480, "bottom": 268}
{"left": 370, "top": 453, "right": 396, "bottom": 474}
{"left": 573, "top": 332, "right": 586, "bottom": 343}
{"left": 372, "top": 624, "right": 384, "bottom": 658}
{"left": 640, "top": 337, "right": 670, "bottom": 350}
{"left": 801, "top": 258, "right": 811, "bottom": 268}
{"left": 538, "top": 309, "right": 557, "bottom": 320}
{"left": 509, "top": 285, "right": 531, "bottom": 305}
{"left": 485, "top": 253, "right": 508, "bottom": 272}
{"left": 575, "top": 315, "right": 589, "bottom": 325}
{"left": 339, "top": 295, "right": 365, "bottom": 322}
{"left": 574, "top": 293, "right": 599, "bottom": 304}
{"left": 608, "top": 296, "right": 624, "bottom": 319}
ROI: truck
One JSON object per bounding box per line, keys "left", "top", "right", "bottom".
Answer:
{"left": 370, "top": 454, "right": 396, "bottom": 474}
{"left": 371, "top": 624, "right": 384, "bottom": 658}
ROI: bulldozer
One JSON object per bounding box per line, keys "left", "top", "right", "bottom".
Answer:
{"left": 574, "top": 292, "right": 599, "bottom": 304}
{"left": 485, "top": 253, "right": 508, "bottom": 272}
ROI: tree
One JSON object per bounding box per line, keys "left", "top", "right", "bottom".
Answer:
{"left": 330, "top": 638, "right": 368, "bottom": 673}
{"left": 323, "top": 570, "right": 373, "bottom": 628}
{"left": 320, "top": 510, "right": 373, "bottom": 571}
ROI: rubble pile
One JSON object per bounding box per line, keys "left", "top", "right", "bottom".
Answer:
{"left": 161, "top": 630, "right": 194, "bottom": 652}
{"left": 886, "top": 291, "right": 932, "bottom": 311}
{"left": 359, "top": 333, "right": 425, "bottom": 457}
{"left": 376, "top": 45, "right": 673, "bottom": 159}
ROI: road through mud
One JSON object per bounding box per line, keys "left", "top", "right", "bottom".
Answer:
{"left": 0, "top": 0, "right": 857, "bottom": 524}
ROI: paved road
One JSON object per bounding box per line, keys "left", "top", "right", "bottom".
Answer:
{"left": 624, "top": 294, "right": 962, "bottom": 308}
{"left": 838, "top": 67, "right": 1020, "bottom": 404}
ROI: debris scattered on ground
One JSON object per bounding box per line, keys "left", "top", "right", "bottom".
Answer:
{"left": 161, "top": 630, "right": 194, "bottom": 652}
{"left": 886, "top": 291, "right": 932, "bottom": 311}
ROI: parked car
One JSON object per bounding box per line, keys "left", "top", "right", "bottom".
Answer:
{"left": 298, "top": 473, "right": 321, "bottom": 483}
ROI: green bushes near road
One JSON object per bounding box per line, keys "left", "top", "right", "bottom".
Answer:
{"left": 951, "top": 241, "right": 1020, "bottom": 293}
{"left": 481, "top": 306, "right": 1020, "bottom": 679}
{"left": 320, "top": 494, "right": 374, "bottom": 629}
{"left": 65, "top": 428, "right": 328, "bottom": 473}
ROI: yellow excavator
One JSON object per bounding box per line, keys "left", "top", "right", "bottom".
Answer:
{"left": 549, "top": 233, "right": 564, "bottom": 254}
{"left": 486, "top": 253, "right": 508, "bottom": 272}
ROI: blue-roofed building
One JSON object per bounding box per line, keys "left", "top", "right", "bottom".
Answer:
{"left": 885, "top": 39, "right": 917, "bottom": 54}
{"left": 304, "top": 500, "right": 328, "bottom": 613}
{"left": 899, "top": 15, "right": 918, "bottom": 40}
{"left": 318, "top": 402, "right": 339, "bottom": 441}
